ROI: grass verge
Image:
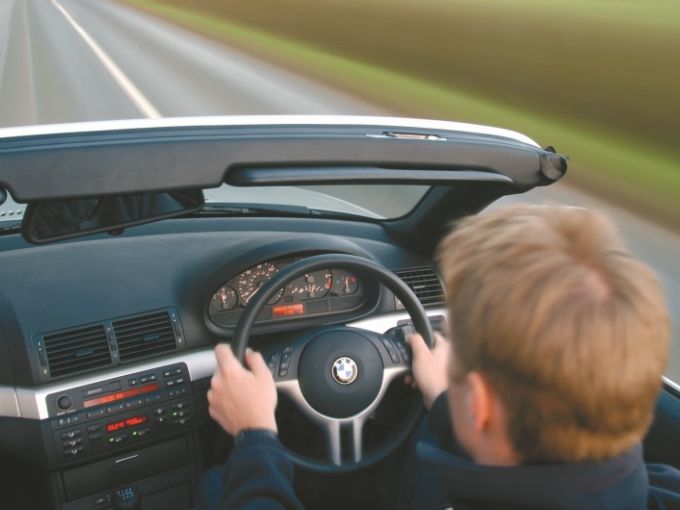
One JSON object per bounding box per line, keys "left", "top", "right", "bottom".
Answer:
{"left": 120, "top": 0, "right": 680, "bottom": 230}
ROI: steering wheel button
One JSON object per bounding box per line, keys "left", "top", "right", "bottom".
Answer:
{"left": 380, "top": 339, "right": 401, "bottom": 364}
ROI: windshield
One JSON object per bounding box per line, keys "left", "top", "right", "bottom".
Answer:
{"left": 0, "top": 184, "right": 429, "bottom": 224}
{"left": 204, "top": 184, "right": 430, "bottom": 219}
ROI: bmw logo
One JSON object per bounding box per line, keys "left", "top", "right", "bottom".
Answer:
{"left": 331, "top": 357, "right": 358, "bottom": 385}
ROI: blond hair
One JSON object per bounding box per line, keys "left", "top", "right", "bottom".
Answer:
{"left": 436, "top": 205, "right": 669, "bottom": 462}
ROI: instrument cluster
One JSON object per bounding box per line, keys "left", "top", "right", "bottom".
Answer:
{"left": 208, "top": 257, "right": 365, "bottom": 327}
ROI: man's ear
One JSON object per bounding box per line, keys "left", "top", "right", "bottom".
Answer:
{"left": 466, "top": 371, "right": 492, "bottom": 432}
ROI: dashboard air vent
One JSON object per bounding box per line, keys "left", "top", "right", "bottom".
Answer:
{"left": 394, "top": 267, "right": 445, "bottom": 306}
{"left": 113, "top": 310, "right": 179, "bottom": 362}
{"left": 43, "top": 325, "right": 112, "bottom": 378}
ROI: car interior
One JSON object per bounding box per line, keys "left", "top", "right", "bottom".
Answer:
{"left": 0, "top": 117, "right": 677, "bottom": 510}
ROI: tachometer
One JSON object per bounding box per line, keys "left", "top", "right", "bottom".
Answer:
{"left": 237, "top": 262, "right": 284, "bottom": 305}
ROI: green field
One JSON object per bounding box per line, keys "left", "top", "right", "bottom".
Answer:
{"left": 121, "top": 0, "right": 680, "bottom": 229}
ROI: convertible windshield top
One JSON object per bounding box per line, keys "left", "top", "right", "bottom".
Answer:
{"left": 0, "top": 116, "right": 567, "bottom": 233}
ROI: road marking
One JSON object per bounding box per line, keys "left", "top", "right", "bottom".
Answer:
{"left": 50, "top": 0, "right": 161, "bottom": 119}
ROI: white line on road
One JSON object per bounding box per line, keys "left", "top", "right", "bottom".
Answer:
{"left": 50, "top": 0, "right": 161, "bottom": 119}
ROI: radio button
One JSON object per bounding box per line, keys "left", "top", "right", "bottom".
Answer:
{"left": 125, "top": 398, "right": 144, "bottom": 409}
{"left": 87, "top": 425, "right": 101, "bottom": 433}
{"left": 144, "top": 394, "right": 161, "bottom": 404}
{"left": 62, "top": 438, "right": 82, "bottom": 448}
{"left": 57, "top": 395, "right": 72, "bottom": 410}
{"left": 61, "top": 429, "right": 81, "bottom": 440}
{"left": 168, "top": 387, "right": 187, "bottom": 398}
{"left": 132, "top": 427, "right": 150, "bottom": 438}
{"left": 128, "top": 378, "right": 139, "bottom": 386}
{"left": 87, "top": 408, "right": 106, "bottom": 419}
{"left": 56, "top": 414, "right": 81, "bottom": 428}
{"left": 64, "top": 446, "right": 84, "bottom": 456}
{"left": 89, "top": 432, "right": 102, "bottom": 441}
{"left": 106, "top": 403, "right": 125, "bottom": 414}
{"left": 154, "top": 416, "right": 167, "bottom": 425}
{"left": 108, "top": 434, "right": 127, "bottom": 444}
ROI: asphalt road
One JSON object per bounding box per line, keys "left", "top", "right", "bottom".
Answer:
{"left": 0, "top": 0, "right": 678, "bottom": 381}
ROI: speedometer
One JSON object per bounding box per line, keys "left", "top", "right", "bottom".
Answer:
{"left": 236, "top": 262, "right": 284, "bottom": 305}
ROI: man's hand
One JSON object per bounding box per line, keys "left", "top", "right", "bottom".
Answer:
{"left": 207, "top": 344, "right": 278, "bottom": 436}
{"left": 405, "top": 332, "right": 451, "bottom": 410}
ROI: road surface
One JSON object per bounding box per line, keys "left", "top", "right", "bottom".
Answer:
{"left": 0, "top": 0, "right": 678, "bottom": 380}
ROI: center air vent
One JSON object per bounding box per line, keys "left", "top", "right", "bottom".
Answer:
{"left": 43, "top": 325, "right": 113, "bottom": 378}
{"left": 113, "top": 310, "right": 179, "bottom": 362}
{"left": 394, "top": 267, "right": 445, "bottom": 306}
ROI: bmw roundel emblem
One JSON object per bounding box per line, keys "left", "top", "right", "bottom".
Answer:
{"left": 331, "top": 357, "right": 358, "bottom": 385}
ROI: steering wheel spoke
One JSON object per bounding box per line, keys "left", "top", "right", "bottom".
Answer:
{"left": 275, "top": 364, "right": 409, "bottom": 465}
{"left": 320, "top": 416, "right": 366, "bottom": 465}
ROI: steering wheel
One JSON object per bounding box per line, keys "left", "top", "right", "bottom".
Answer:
{"left": 231, "top": 254, "right": 435, "bottom": 473}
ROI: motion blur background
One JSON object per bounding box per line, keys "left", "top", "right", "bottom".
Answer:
{"left": 1, "top": 0, "right": 678, "bottom": 378}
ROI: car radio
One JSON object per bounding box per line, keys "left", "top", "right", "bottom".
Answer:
{"left": 46, "top": 363, "right": 194, "bottom": 464}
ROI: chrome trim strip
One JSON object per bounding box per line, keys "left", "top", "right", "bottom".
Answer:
{"left": 0, "top": 308, "right": 447, "bottom": 420}
{"left": 0, "top": 386, "right": 20, "bottom": 418}
{"left": 348, "top": 307, "right": 447, "bottom": 334}
{"left": 13, "top": 350, "right": 217, "bottom": 421}
{"left": 115, "top": 454, "right": 140, "bottom": 464}
{"left": 663, "top": 376, "right": 680, "bottom": 394}
{"left": 0, "top": 116, "right": 539, "bottom": 147}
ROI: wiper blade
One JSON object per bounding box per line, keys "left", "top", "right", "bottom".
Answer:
{"left": 196, "top": 203, "right": 372, "bottom": 221}
{"left": 199, "top": 203, "right": 312, "bottom": 216}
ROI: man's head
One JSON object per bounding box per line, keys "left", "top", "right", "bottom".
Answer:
{"left": 436, "top": 204, "right": 670, "bottom": 464}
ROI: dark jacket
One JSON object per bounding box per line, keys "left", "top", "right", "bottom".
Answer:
{"left": 421, "top": 394, "right": 680, "bottom": 510}
{"left": 221, "top": 393, "right": 680, "bottom": 509}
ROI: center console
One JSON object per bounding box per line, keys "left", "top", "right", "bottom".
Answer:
{"left": 45, "top": 363, "right": 198, "bottom": 510}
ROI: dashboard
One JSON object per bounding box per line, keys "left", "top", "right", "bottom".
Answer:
{"left": 0, "top": 216, "right": 444, "bottom": 510}
{"left": 208, "top": 256, "right": 368, "bottom": 327}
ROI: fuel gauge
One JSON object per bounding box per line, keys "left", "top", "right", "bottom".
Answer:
{"left": 332, "top": 271, "right": 359, "bottom": 295}
{"left": 288, "top": 270, "right": 332, "bottom": 299}
{"left": 210, "top": 286, "right": 238, "bottom": 311}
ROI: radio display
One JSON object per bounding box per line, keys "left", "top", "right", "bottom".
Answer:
{"left": 83, "top": 383, "right": 159, "bottom": 409}
{"left": 106, "top": 415, "right": 148, "bottom": 433}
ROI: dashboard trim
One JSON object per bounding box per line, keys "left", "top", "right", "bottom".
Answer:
{"left": 0, "top": 386, "right": 20, "bottom": 417}
{"left": 0, "top": 309, "right": 447, "bottom": 420}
